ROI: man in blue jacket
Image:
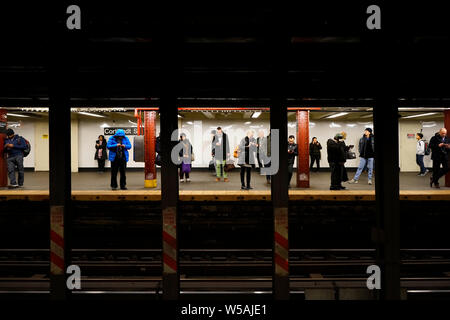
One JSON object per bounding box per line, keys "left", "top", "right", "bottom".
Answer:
{"left": 107, "top": 129, "right": 132, "bottom": 190}
{"left": 3, "top": 128, "right": 27, "bottom": 188}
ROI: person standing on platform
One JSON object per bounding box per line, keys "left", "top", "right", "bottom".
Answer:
{"left": 339, "top": 131, "right": 353, "bottom": 183}
{"left": 238, "top": 130, "right": 257, "bottom": 190}
{"left": 94, "top": 135, "right": 107, "bottom": 172}
{"left": 287, "top": 135, "right": 298, "bottom": 188}
{"left": 179, "top": 133, "right": 193, "bottom": 183}
{"left": 327, "top": 133, "right": 347, "bottom": 190}
{"left": 257, "top": 131, "right": 272, "bottom": 184}
{"left": 212, "top": 127, "right": 230, "bottom": 182}
{"left": 107, "top": 129, "right": 131, "bottom": 190}
{"left": 429, "top": 128, "right": 450, "bottom": 188}
{"left": 309, "top": 137, "right": 322, "bottom": 172}
{"left": 3, "top": 128, "right": 27, "bottom": 188}
{"left": 348, "top": 128, "right": 375, "bottom": 185}
{"left": 415, "top": 133, "right": 428, "bottom": 176}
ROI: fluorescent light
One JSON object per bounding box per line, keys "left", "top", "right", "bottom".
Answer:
{"left": 329, "top": 122, "right": 342, "bottom": 128}
{"left": 325, "top": 112, "right": 349, "bottom": 119}
{"left": 78, "top": 112, "right": 106, "bottom": 118}
{"left": 251, "top": 111, "right": 261, "bottom": 118}
{"left": 7, "top": 113, "right": 30, "bottom": 118}
{"left": 245, "top": 121, "right": 251, "bottom": 125}
{"left": 177, "top": 114, "right": 182, "bottom": 118}
{"left": 360, "top": 114, "right": 373, "bottom": 118}
{"left": 402, "top": 112, "right": 437, "bottom": 119}
{"left": 186, "top": 121, "right": 193, "bottom": 125}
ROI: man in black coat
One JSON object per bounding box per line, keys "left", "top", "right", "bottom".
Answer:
{"left": 287, "top": 135, "right": 298, "bottom": 188}
{"left": 429, "top": 128, "right": 450, "bottom": 188}
{"left": 327, "top": 133, "right": 347, "bottom": 190}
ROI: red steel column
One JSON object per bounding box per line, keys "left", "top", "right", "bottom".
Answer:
{"left": 445, "top": 110, "right": 450, "bottom": 187}
{"left": 296, "top": 110, "right": 310, "bottom": 188}
{"left": 0, "top": 109, "right": 7, "bottom": 187}
{"left": 144, "top": 111, "right": 157, "bottom": 188}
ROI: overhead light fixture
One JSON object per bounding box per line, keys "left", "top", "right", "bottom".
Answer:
{"left": 329, "top": 122, "right": 342, "bottom": 128}
{"left": 78, "top": 112, "right": 106, "bottom": 118}
{"left": 360, "top": 114, "right": 373, "bottom": 118}
{"left": 177, "top": 114, "right": 183, "bottom": 118}
{"left": 186, "top": 121, "right": 193, "bottom": 125}
{"left": 251, "top": 111, "right": 261, "bottom": 118}
{"left": 402, "top": 112, "right": 437, "bottom": 119}
{"left": 245, "top": 121, "right": 251, "bottom": 125}
{"left": 7, "top": 113, "right": 30, "bottom": 118}
{"left": 325, "top": 112, "right": 348, "bottom": 119}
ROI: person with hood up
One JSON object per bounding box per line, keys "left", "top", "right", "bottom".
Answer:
{"left": 327, "top": 133, "right": 347, "bottom": 190}
{"left": 107, "top": 129, "right": 132, "bottom": 190}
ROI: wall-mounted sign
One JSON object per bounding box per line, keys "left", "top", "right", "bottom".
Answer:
{"left": 407, "top": 133, "right": 415, "bottom": 139}
{"left": 104, "top": 127, "right": 138, "bottom": 136}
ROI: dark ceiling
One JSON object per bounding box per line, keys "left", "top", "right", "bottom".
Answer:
{"left": 1, "top": 3, "right": 450, "bottom": 105}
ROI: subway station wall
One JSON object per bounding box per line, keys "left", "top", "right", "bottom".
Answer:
{"left": 7, "top": 116, "right": 444, "bottom": 172}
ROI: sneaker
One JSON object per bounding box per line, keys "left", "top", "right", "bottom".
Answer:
{"left": 224, "top": 178, "right": 229, "bottom": 182}
{"left": 246, "top": 186, "right": 254, "bottom": 190}
{"left": 180, "top": 179, "right": 184, "bottom": 183}
{"left": 186, "top": 178, "right": 191, "bottom": 182}
{"left": 8, "top": 184, "right": 19, "bottom": 189}
{"left": 348, "top": 179, "right": 358, "bottom": 184}
{"left": 120, "top": 187, "right": 128, "bottom": 190}
{"left": 368, "top": 179, "right": 372, "bottom": 185}
{"left": 216, "top": 178, "right": 221, "bottom": 182}
{"left": 241, "top": 185, "right": 246, "bottom": 190}
{"left": 424, "top": 169, "right": 429, "bottom": 175}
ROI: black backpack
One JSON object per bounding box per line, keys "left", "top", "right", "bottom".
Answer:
{"left": 20, "top": 136, "right": 31, "bottom": 157}
{"left": 424, "top": 140, "right": 431, "bottom": 156}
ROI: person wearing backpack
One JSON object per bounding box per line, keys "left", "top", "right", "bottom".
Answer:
{"left": 107, "top": 129, "right": 132, "bottom": 190}
{"left": 3, "top": 128, "right": 27, "bottom": 188}
{"left": 416, "top": 133, "right": 429, "bottom": 176}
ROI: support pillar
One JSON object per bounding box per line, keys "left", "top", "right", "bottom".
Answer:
{"left": 269, "top": 24, "right": 290, "bottom": 298}
{"left": 373, "top": 97, "right": 400, "bottom": 300}
{"left": 271, "top": 99, "right": 289, "bottom": 300}
{"left": 445, "top": 110, "right": 450, "bottom": 187}
{"left": 159, "top": 25, "right": 181, "bottom": 298}
{"left": 160, "top": 95, "right": 179, "bottom": 300}
{"left": 144, "top": 111, "right": 157, "bottom": 188}
{"left": 296, "top": 110, "right": 310, "bottom": 188}
{"left": 49, "top": 84, "right": 72, "bottom": 300}
{"left": 0, "top": 109, "right": 7, "bottom": 187}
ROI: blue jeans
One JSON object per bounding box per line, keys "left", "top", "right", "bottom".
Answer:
{"left": 354, "top": 157, "right": 374, "bottom": 181}
{"left": 416, "top": 154, "right": 426, "bottom": 174}
{"left": 7, "top": 154, "right": 24, "bottom": 186}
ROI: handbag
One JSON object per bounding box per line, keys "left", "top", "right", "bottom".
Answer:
{"left": 208, "top": 159, "right": 215, "bottom": 171}
{"left": 233, "top": 146, "right": 239, "bottom": 158}
{"left": 191, "top": 153, "right": 195, "bottom": 162}
{"left": 224, "top": 160, "right": 235, "bottom": 172}
{"left": 346, "top": 151, "right": 356, "bottom": 160}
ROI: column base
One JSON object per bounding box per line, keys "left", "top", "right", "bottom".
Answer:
{"left": 145, "top": 179, "right": 157, "bottom": 188}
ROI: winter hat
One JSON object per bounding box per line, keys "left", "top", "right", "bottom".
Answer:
{"left": 334, "top": 133, "right": 343, "bottom": 140}
{"left": 365, "top": 127, "right": 373, "bottom": 134}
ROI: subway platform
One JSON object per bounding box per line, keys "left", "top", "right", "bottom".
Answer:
{"left": 1, "top": 170, "right": 449, "bottom": 202}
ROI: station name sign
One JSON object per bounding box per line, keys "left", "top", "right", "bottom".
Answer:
{"left": 104, "top": 127, "right": 138, "bottom": 136}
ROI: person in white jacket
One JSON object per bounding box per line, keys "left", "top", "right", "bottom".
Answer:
{"left": 416, "top": 133, "right": 428, "bottom": 176}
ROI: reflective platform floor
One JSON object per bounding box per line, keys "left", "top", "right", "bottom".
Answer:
{"left": 0, "top": 170, "right": 448, "bottom": 191}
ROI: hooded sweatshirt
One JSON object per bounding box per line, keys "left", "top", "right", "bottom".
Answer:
{"left": 107, "top": 129, "right": 132, "bottom": 162}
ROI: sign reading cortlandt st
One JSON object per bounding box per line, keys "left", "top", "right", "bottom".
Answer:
{"left": 104, "top": 127, "right": 138, "bottom": 136}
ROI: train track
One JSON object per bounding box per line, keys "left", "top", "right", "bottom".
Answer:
{"left": 1, "top": 248, "right": 450, "bottom": 278}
